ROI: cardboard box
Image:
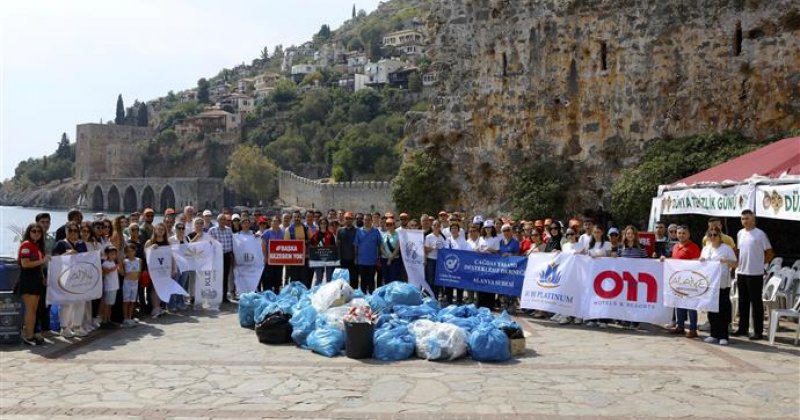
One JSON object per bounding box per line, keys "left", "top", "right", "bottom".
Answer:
{"left": 510, "top": 337, "right": 526, "bottom": 356}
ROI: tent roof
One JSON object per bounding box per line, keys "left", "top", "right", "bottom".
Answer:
{"left": 673, "top": 137, "right": 800, "bottom": 186}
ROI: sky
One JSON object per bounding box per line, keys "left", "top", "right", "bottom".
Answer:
{"left": 0, "top": 0, "right": 382, "bottom": 180}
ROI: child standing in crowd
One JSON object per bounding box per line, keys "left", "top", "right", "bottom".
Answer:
{"left": 121, "top": 244, "right": 141, "bottom": 328}
{"left": 100, "top": 246, "right": 120, "bottom": 328}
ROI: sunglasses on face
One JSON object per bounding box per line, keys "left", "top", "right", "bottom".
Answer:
{"left": 67, "top": 228, "right": 78, "bottom": 233}
{"left": 566, "top": 233, "right": 575, "bottom": 237}
{"left": 176, "top": 227, "right": 185, "bottom": 230}
{"left": 609, "top": 233, "right": 619, "bottom": 236}
{"left": 707, "top": 233, "right": 719, "bottom": 237}
{"left": 81, "top": 229, "right": 91, "bottom": 233}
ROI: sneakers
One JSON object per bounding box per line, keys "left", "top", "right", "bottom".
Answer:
{"left": 598, "top": 322, "right": 608, "bottom": 329}
{"left": 585, "top": 321, "right": 597, "bottom": 327}
{"left": 558, "top": 316, "right": 573, "bottom": 325}
{"left": 61, "top": 327, "right": 75, "bottom": 338}
{"left": 704, "top": 337, "right": 719, "bottom": 344}
{"left": 719, "top": 339, "right": 729, "bottom": 346}
{"left": 92, "top": 317, "right": 102, "bottom": 328}
{"left": 151, "top": 308, "right": 162, "bottom": 318}
{"left": 573, "top": 318, "right": 583, "bottom": 325}
{"left": 73, "top": 328, "right": 89, "bottom": 338}
{"left": 550, "top": 314, "right": 561, "bottom": 322}
{"left": 663, "top": 322, "right": 676, "bottom": 329}
{"left": 33, "top": 334, "right": 46, "bottom": 345}
{"left": 22, "top": 336, "right": 37, "bottom": 346}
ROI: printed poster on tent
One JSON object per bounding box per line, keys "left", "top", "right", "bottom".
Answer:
{"left": 520, "top": 253, "right": 584, "bottom": 317}
{"left": 663, "top": 259, "right": 721, "bottom": 312}
{"left": 756, "top": 184, "right": 800, "bottom": 221}
{"left": 233, "top": 233, "right": 265, "bottom": 293}
{"left": 659, "top": 185, "right": 755, "bottom": 217}
{"left": 46, "top": 251, "right": 103, "bottom": 305}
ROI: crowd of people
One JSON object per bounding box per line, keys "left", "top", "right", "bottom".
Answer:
{"left": 16, "top": 205, "right": 774, "bottom": 347}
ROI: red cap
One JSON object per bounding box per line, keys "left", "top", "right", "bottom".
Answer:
{"left": 257, "top": 216, "right": 268, "bottom": 224}
{"left": 344, "top": 212, "right": 354, "bottom": 218}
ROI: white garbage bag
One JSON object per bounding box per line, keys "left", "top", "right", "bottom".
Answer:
{"left": 311, "top": 279, "right": 354, "bottom": 312}
{"left": 409, "top": 319, "right": 468, "bottom": 361}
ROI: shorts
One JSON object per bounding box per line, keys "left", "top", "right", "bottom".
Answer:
{"left": 104, "top": 290, "right": 117, "bottom": 305}
{"left": 122, "top": 280, "right": 138, "bottom": 303}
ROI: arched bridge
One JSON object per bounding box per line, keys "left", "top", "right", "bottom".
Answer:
{"left": 87, "top": 178, "right": 224, "bottom": 213}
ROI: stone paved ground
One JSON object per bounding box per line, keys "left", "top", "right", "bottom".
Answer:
{"left": 1, "top": 306, "right": 798, "bottom": 419}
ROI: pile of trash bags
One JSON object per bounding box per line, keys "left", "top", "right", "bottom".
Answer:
{"left": 237, "top": 273, "right": 524, "bottom": 362}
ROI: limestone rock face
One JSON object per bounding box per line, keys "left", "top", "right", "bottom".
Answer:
{"left": 410, "top": 0, "right": 800, "bottom": 213}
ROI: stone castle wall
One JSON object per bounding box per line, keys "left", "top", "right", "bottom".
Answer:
{"left": 413, "top": 0, "right": 800, "bottom": 213}
{"left": 278, "top": 171, "right": 394, "bottom": 213}
{"left": 76, "top": 123, "right": 155, "bottom": 181}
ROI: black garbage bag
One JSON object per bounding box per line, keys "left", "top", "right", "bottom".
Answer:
{"left": 255, "top": 312, "right": 293, "bottom": 344}
{"left": 500, "top": 326, "right": 524, "bottom": 339}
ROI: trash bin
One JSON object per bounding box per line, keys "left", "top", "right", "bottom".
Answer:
{"left": 345, "top": 322, "right": 374, "bottom": 359}
{"left": 0, "top": 257, "right": 20, "bottom": 292}
{"left": 0, "top": 291, "right": 24, "bottom": 345}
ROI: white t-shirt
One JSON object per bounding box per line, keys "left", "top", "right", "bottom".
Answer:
{"left": 482, "top": 236, "right": 500, "bottom": 253}
{"left": 466, "top": 238, "right": 483, "bottom": 252}
{"left": 446, "top": 236, "right": 468, "bottom": 251}
{"left": 562, "top": 241, "right": 586, "bottom": 254}
{"left": 736, "top": 228, "right": 772, "bottom": 275}
{"left": 102, "top": 260, "right": 119, "bottom": 292}
{"left": 579, "top": 233, "right": 593, "bottom": 249}
{"left": 443, "top": 228, "right": 466, "bottom": 242}
{"left": 701, "top": 244, "right": 736, "bottom": 289}
{"left": 588, "top": 241, "right": 612, "bottom": 257}
{"left": 424, "top": 232, "right": 447, "bottom": 260}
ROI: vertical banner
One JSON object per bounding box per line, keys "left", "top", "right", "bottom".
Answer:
{"left": 46, "top": 251, "right": 103, "bottom": 305}
{"left": 171, "top": 241, "right": 214, "bottom": 272}
{"left": 233, "top": 234, "right": 265, "bottom": 293}
{"left": 194, "top": 241, "right": 224, "bottom": 310}
{"left": 398, "top": 228, "right": 433, "bottom": 297}
{"left": 663, "top": 259, "right": 721, "bottom": 312}
{"left": 583, "top": 257, "right": 672, "bottom": 324}
{"left": 435, "top": 249, "right": 527, "bottom": 296}
{"left": 145, "top": 246, "right": 188, "bottom": 301}
{"left": 520, "top": 253, "right": 585, "bottom": 317}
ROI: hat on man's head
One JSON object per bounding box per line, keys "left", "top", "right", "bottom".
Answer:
{"left": 608, "top": 227, "right": 620, "bottom": 235}
{"left": 257, "top": 216, "right": 269, "bottom": 225}
{"left": 202, "top": 210, "right": 212, "bottom": 216}
{"left": 472, "top": 215, "right": 484, "bottom": 224}
{"left": 232, "top": 214, "right": 241, "bottom": 220}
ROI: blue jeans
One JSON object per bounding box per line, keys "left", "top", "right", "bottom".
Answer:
{"left": 169, "top": 270, "right": 191, "bottom": 310}
{"left": 676, "top": 308, "right": 698, "bottom": 330}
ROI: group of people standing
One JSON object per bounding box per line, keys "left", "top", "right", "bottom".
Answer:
{"left": 16, "top": 204, "right": 775, "bottom": 347}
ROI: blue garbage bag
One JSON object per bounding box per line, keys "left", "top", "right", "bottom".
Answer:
{"left": 468, "top": 324, "right": 511, "bottom": 362}
{"left": 238, "top": 292, "right": 263, "bottom": 328}
{"left": 373, "top": 321, "right": 415, "bottom": 361}
{"left": 290, "top": 305, "right": 318, "bottom": 346}
{"left": 493, "top": 310, "right": 521, "bottom": 331}
{"left": 374, "top": 312, "right": 393, "bottom": 328}
{"left": 383, "top": 281, "right": 422, "bottom": 307}
{"left": 393, "top": 304, "right": 437, "bottom": 321}
{"left": 306, "top": 324, "right": 345, "bottom": 357}
{"left": 437, "top": 304, "right": 469, "bottom": 319}
{"left": 444, "top": 316, "right": 480, "bottom": 333}
{"left": 255, "top": 295, "right": 298, "bottom": 323}
{"left": 352, "top": 288, "right": 366, "bottom": 299}
{"left": 280, "top": 281, "right": 309, "bottom": 299}
{"left": 422, "top": 297, "right": 441, "bottom": 312}
{"left": 331, "top": 268, "right": 349, "bottom": 282}
{"left": 367, "top": 294, "right": 388, "bottom": 314}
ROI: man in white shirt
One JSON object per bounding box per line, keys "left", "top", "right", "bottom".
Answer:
{"left": 732, "top": 210, "right": 774, "bottom": 340}
{"left": 578, "top": 217, "right": 594, "bottom": 249}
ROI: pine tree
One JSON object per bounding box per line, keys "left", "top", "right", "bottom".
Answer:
{"left": 115, "top": 94, "right": 125, "bottom": 124}
{"left": 137, "top": 103, "right": 148, "bottom": 127}
{"left": 352, "top": 4, "right": 356, "bottom": 18}
{"left": 197, "top": 78, "right": 210, "bottom": 103}
{"left": 55, "top": 133, "right": 71, "bottom": 160}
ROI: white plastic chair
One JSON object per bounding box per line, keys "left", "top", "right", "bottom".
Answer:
{"left": 767, "top": 257, "right": 783, "bottom": 273}
{"left": 791, "top": 259, "right": 800, "bottom": 272}
{"left": 768, "top": 296, "right": 800, "bottom": 346}
{"left": 776, "top": 267, "right": 798, "bottom": 310}
{"left": 763, "top": 274, "right": 784, "bottom": 325}
{"left": 730, "top": 277, "right": 739, "bottom": 326}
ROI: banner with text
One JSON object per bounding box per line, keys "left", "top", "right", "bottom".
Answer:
{"left": 268, "top": 240, "right": 305, "bottom": 266}
{"left": 194, "top": 241, "right": 224, "bottom": 310}
{"left": 756, "top": 183, "right": 800, "bottom": 221}
{"left": 520, "top": 253, "right": 585, "bottom": 317}
{"left": 46, "top": 251, "right": 103, "bottom": 305}
{"left": 171, "top": 241, "right": 214, "bottom": 272}
{"left": 233, "top": 234, "right": 265, "bottom": 293}
{"left": 145, "top": 246, "right": 189, "bottom": 301}
{"left": 309, "top": 246, "right": 340, "bottom": 268}
{"left": 398, "top": 229, "right": 434, "bottom": 297}
{"left": 435, "top": 249, "right": 528, "bottom": 296}
{"left": 659, "top": 185, "right": 755, "bottom": 217}
{"left": 663, "top": 259, "right": 722, "bottom": 312}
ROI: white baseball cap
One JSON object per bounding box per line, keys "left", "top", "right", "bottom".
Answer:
{"left": 202, "top": 210, "right": 212, "bottom": 216}
{"left": 484, "top": 219, "right": 495, "bottom": 228}
{"left": 472, "top": 215, "right": 484, "bottom": 224}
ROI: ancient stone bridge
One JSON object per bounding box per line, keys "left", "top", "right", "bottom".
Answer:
{"left": 87, "top": 177, "right": 224, "bottom": 213}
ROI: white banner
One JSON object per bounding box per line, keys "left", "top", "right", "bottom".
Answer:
{"left": 756, "top": 183, "right": 800, "bottom": 221}
{"left": 194, "top": 241, "right": 224, "bottom": 310}
{"left": 398, "top": 228, "right": 434, "bottom": 297}
{"left": 46, "top": 251, "right": 103, "bottom": 305}
{"left": 520, "top": 253, "right": 585, "bottom": 317}
{"left": 663, "top": 259, "right": 721, "bottom": 312}
{"left": 233, "top": 234, "right": 264, "bottom": 293}
{"left": 583, "top": 257, "right": 672, "bottom": 324}
{"left": 659, "top": 185, "right": 755, "bottom": 217}
{"left": 145, "top": 246, "right": 189, "bottom": 301}
{"left": 171, "top": 241, "right": 214, "bottom": 272}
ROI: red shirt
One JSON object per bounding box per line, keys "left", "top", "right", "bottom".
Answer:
{"left": 519, "top": 239, "right": 532, "bottom": 255}
{"left": 18, "top": 240, "right": 43, "bottom": 262}
{"left": 672, "top": 240, "right": 700, "bottom": 260}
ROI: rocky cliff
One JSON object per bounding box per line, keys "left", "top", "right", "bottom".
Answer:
{"left": 409, "top": 0, "right": 800, "bottom": 213}
{"left": 0, "top": 179, "right": 85, "bottom": 208}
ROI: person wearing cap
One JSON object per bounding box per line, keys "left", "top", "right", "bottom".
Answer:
{"left": 608, "top": 227, "right": 621, "bottom": 254}
{"left": 230, "top": 214, "right": 242, "bottom": 234}
{"left": 480, "top": 220, "right": 500, "bottom": 254}
{"left": 140, "top": 208, "right": 155, "bottom": 244}
{"left": 202, "top": 210, "right": 215, "bottom": 232}
{"left": 163, "top": 208, "right": 177, "bottom": 235}
{"left": 254, "top": 216, "right": 270, "bottom": 237}
{"left": 354, "top": 213, "right": 382, "bottom": 293}
{"left": 544, "top": 223, "right": 563, "bottom": 252}
{"left": 250, "top": 209, "right": 262, "bottom": 234}
{"left": 209, "top": 214, "right": 235, "bottom": 302}
{"left": 337, "top": 212, "right": 358, "bottom": 285}
{"left": 260, "top": 216, "right": 285, "bottom": 293}
{"left": 380, "top": 217, "right": 403, "bottom": 283}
